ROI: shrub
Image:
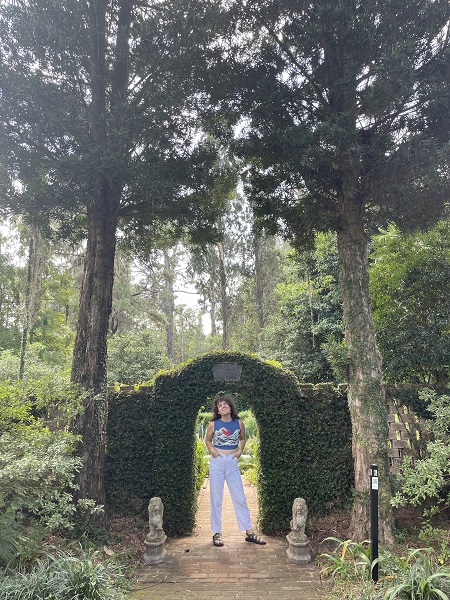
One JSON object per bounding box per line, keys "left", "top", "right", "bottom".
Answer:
{"left": 241, "top": 433, "right": 259, "bottom": 486}
{"left": 195, "top": 438, "right": 209, "bottom": 493}
{"left": 196, "top": 411, "right": 210, "bottom": 439}
{"left": 0, "top": 345, "right": 71, "bottom": 382}
{"left": 0, "top": 429, "right": 101, "bottom": 566}
{"left": 320, "top": 538, "right": 373, "bottom": 582}
{"left": 0, "top": 376, "right": 83, "bottom": 434}
{"left": 107, "top": 331, "right": 170, "bottom": 385}
{"left": 320, "top": 540, "right": 450, "bottom": 600}
{"left": 0, "top": 549, "right": 127, "bottom": 600}
{"left": 382, "top": 548, "right": 450, "bottom": 600}
{"left": 239, "top": 410, "right": 258, "bottom": 438}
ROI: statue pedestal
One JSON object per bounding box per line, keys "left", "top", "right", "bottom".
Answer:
{"left": 144, "top": 534, "right": 167, "bottom": 565}
{"left": 286, "top": 532, "right": 311, "bottom": 565}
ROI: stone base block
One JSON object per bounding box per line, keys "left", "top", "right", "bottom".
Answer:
{"left": 144, "top": 535, "right": 167, "bottom": 565}
{"left": 286, "top": 532, "right": 312, "bottom": 565}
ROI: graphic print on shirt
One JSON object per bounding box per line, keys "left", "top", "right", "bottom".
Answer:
{"left": 213, "top": 420, "right": 240, "bottom": 448}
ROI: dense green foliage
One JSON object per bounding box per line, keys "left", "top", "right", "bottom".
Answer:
{"left": 0, "top": 377, "right": 100, "bottom": 566}
{"left": 259, "top": 233, "right": 343, "bottom": 382}
{"left": 201, "top": 0, "right": 450, "bottom": 238}
{"left": 106, "top": 351, "right": 353, "bottom": 535}
{"left": 0, "top": 549, "right": 127, "bottom": 600}
{"left": 106, "top": 331, "right": 170, "bottom": 386}
{"left": 0, "top": 236, "right": 20, "bottom": 351}
{"left": 194, "top": 438, "right": 209, "bottom": 495}
{"left": 0, "top": 374, "right": 131, "bottom": 596}
{"left": 370, "top": 222, "right": 450, "bottom": 385}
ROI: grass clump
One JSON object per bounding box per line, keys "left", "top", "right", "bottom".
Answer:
{"left": 0, "top": 548, "right": 127, "bottom": 600}
{"left": 319, "top": 539, "right": 450, "bottom": 600}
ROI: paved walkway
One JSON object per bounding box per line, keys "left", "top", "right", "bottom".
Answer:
{"left": 130, "top": 477, "right": 326, "bottom": 599}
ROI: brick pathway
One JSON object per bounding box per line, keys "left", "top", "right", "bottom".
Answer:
{"left": 130, "top": 477, "right": 326, "bottom": 599}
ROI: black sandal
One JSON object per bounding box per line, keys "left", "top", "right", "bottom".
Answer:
{"left": 245, "top": 532, "right": 266, "bottom": 545}
{"left": 213, "top": 533, "right": 224, "bottom": 547}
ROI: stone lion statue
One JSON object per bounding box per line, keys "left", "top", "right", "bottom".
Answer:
{"left": 146, "top": 496, "right": 165, "bottom": 542}
{"left": 290, "top": 497, "right": 308, "bottom": 541}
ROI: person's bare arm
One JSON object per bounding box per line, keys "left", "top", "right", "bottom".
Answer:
{"left": 205, "top": 421, "right": 220, "bottom": 458}
{"left": 234, "top": 419, "right": 246, "bottom": 458}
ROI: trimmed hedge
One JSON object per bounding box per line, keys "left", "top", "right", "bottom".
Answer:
{"left": 105, "top": 351, "right": 353, "bottom": 535}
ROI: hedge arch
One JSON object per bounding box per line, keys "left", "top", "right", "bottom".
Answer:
{"left": 105, "top": 351, "right": 353, "bottom": 535}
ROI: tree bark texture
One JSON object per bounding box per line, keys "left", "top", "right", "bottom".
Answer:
{"left": 253, "top": 234, "right": 265, "bottom": 330}
{"left": 218, "top": 240, "right": 229, "bottom": 349}
{"left": 337, "top": 198, "right": 394, "bottom": 545}
{"left": 71, "top": 202, "right": 118, "bottom": 505}
{"left": 70, "top": 0, "right": 132, "bottom": 506}
{"left": 72, "top": 204, "right": 118, "bottom": 392}
{"left": 163, "top": 249, "right": 175, "bottom": 363}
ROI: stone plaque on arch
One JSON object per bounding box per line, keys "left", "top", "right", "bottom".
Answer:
{"left": 212, "top": 362, "right": 243, "bottom": 382}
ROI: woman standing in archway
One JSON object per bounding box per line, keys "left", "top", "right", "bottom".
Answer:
{"left": 205, "top": 392, "right": 266, "bottom": 547}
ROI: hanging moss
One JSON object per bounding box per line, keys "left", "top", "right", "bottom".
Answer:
{"left": 105, "top": 351, "right": 353, "bottom": 535}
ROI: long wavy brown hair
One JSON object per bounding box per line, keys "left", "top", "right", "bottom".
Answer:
{"left": 211, "top": 392, "right": 239, "bottom": 421}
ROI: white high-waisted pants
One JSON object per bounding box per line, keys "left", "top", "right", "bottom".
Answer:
{"left": 209, "top": 453, "right": 252, "bottom": 533}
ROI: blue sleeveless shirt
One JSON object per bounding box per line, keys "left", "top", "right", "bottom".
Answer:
{"left": 213, "top": 418, "right": 240, "bottom": 450}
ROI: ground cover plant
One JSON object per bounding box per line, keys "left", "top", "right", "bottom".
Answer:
{"left": 316, "top": 512, "right": 450, "bottom": 600}
{"left": 0, "top": 548, "right": 128, "bottom": 600}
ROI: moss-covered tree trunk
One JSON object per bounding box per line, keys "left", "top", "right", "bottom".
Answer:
{"left": 337, "top": 196, "right": 394, "bottom": 544}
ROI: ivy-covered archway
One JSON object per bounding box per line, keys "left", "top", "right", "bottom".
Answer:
{"left": 106, "top": 351, "right": 353, "bottom": 535}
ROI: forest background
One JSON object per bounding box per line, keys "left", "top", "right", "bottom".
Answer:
{"left": 5, "top": 215, "right": 450, "bottom": 390}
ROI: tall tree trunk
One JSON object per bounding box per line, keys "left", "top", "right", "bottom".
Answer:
{"left": 210, "top": 299, "right": 217, "bottom": 336}
{"left": 163, "top": 249, "right": 176, "bottom": 363}
{"left": 70, "top": 0, "right": 131, "bottom": 507}
{"left": 218, "top": 241, "right": 229, "bottom": 349}
{"left": 19, "top": 235, "right": 34, "bottom": 380}
{"left": 19, "top": 223, "right": 47, "bottom": 379}
{"left": 71, "top": 201, "right": 118, "bottom": 505}
{"left": 337, "top": 197, "right": 394, "bottom": 545}
{"left": 253, "top": 234, "right": 265, "bottom": 330}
